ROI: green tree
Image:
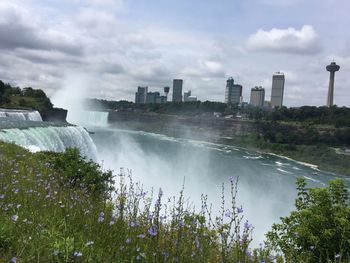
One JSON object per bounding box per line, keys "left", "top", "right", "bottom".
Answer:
{"left": 267, "top": 178, "right": 350, "bottom": 262}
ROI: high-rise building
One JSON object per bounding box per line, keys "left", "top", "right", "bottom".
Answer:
{"left": 326, "top": 62, "right": 340, "bottom": 107}
{"left": 184, "top": 90, "right": 191, "bottom": 102}
{"left": 225, "top": 77, "right": 242, "bottom": 104}
{"left": 146, "top": 92, "right": 167, "bottom": 104}
{"left": 172, "top": 79, "right": 183, "bottom": 102}
{"left": 135, "top": 86, "right": 148, "bottom": 104}
{"left": 187, "top": 96, "right": 197, "bottom": 102}
{"left": 270, "top": 72, "right": 285, "bottom": 108}
{"left": 250, "top": 86, "right": 265, "bottom": 107}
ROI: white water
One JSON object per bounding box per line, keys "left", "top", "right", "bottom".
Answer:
{"left": 67, "top": 110, "right": 109, "bottom": 127}
{"left": 0, "top": 126, "right": 97, "bottom": 159}
{"left": 0, "top": 109, "right": 42, "bottom": 122}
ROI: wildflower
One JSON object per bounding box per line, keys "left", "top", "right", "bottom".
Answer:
{"left": 125, "top": 238, "right": 131, "bottom": 244}
{"left": 11, "top": 257, "right": 17, "bottom": 263}
{"left": 237, "top": 206, "right": 243, "bottom": 213}
{"left": 178, "top": 220, "right": 185, "bottom": 227}
{"left": 98, "top": 212, "right": 105, "bottom": 222}
{"left": 0, "top": 194, "right": 5, "bottom": 199}
{"left": 137, "top": 234, "right": 146, "bottom": 239}
{"left": 73, "top": 251, "right": 83, "bottom": 257}
{"left": 136, "top": 255, "right": 141, "bottom": 260}
{"left": 109, "top": 220, "right": 115, "bottom": 226}
{"left": 224, "top": 209, "right": 232, "bottom": 218}
{"left": 11, "top": 215, "right": 18, "bottom": 222}
{"left": 229, "top": 176, "right": 235, "bottom": 183}
{"left": 85, "top": 241, "right": 94, "bottom": 246}
{"left": 335, "top": 254, "right": 341, "bottom": 259}
{"left": 148, "top": 226, "right": 158, "bottom": 236}
{"left": 244, "top": 221, "right": 252, "bottom": 230}
{"left": 129, "top": 221, "right": 138, "bottom": 227}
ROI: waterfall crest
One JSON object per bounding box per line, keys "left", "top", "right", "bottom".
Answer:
{"left": 0, "top": 126, "right": 97, "bottom": 159}
{"left": 67, "top": 110, "right": 109, "bottom": 127}
{"left": 0, "top": 109, "right": 43, "bottom": 121}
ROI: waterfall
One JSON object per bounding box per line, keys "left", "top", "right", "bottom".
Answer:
{"left": 67, "top": 110, "right": 109, "bottom": 127}
{"left": 0, "top": 126, "right": 97, "bottom": 160}
{"left": 0, "top": 109, "right": 43, "bottom": 122}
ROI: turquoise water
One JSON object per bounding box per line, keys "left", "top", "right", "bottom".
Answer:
{"left": 90, "top": 127, "right": 349, "bottom": 245}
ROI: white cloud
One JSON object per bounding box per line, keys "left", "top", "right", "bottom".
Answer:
{"left": 247, "top": 25, "right": 322, "bottom": 55}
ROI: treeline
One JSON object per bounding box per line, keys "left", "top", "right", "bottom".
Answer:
{"left": 85, "top": 98, "right": 228, "bottom": 116}
{"left": 0, "top": 80, "right": 53, "bottom": 111}
{"left": 243, "top": 106, "right": 350, "bottom": 128}
{"left": 257, "top": 121, "right": 350, "bottom": 147}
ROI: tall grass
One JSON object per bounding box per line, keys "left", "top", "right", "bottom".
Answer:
{"left": 0, "top": 142, "right": 277, "bottom": 262}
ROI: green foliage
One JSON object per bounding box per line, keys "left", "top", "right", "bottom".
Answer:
{"left": 267, "top": 178, "right": 350, "bottom": 262}
{"left": 39, "top": 148, "right": 114, "bottom": 198}
{"left": 0, "top": 80, "right": 53, "bottom": 111}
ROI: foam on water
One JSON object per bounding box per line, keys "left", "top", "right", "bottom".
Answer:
{"left": 0, "top": 125, "right": 97, "bottom": 159}
{"left": 0, "top": 109, "right": 42, "bottom": 121}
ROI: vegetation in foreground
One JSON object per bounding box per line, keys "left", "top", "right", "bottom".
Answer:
{"left": 0, "top": 141, "right": 349, "bottom": 262}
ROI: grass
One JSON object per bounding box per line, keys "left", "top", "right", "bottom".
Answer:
{"left": 0, "top": 141, "right": 277, "bottom": 262}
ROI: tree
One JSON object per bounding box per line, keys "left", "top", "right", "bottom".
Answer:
{"left": 267, "top": 178, "right": 350, "bottom": 262}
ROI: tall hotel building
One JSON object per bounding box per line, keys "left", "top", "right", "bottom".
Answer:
{"left": 135, "top": 86, "right": 148, "bottom": 104}
{"left": 172, "top": 79, "right": 183, "bottom": 102}
{"left": 225, "top": 77, "right": 242, "bottom": 104}
{"left": 270, "top": 72, "right": 285, "bottom": 108}
{"left": 250, "top": 86, "right": 265, "bottom": 107}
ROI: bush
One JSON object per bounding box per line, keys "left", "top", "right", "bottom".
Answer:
{"left": 40, "top": 148, "right": 114, "bottom": 198}
{"left": 267, "top": 178, "right": 350, "bottom": 262}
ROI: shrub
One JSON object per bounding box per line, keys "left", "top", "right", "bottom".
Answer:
{"left": 267, "top": 178, "right": 350, "bottom": 262}
{"left": 40, "top": 148, "right": 114, "bottom": 198}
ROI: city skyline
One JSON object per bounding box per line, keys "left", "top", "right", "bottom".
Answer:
{"left": 0, "top": 0, "right": 349, "bottom": 107}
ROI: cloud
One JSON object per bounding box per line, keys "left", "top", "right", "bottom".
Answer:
{"left": 247, "top": 25, "right": 322, "bottom": 55}
{"left": 0, "top": 2, "right": 82, "bottom": 55}
{"left": 182, "top": 60, "right": 226, "bottom": 79}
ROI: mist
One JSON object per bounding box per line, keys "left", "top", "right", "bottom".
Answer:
{"left": 52, "top": 77, "right": 333, "bottom": 247}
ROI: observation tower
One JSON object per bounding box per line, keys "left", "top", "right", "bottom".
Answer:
{"left": 326, "top": 62, "right": 340, "bottom": 107}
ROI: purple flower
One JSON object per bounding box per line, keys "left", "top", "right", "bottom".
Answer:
{"left": 11, "top": 215, "right": 18, "bottom": 222}
{"left": 224, "top": 209, "right": 232, "bottom": 218}
{"left": 148, "top": 226, "right": 158, "bottom": 236}
{"left": 237, "top": 206, "right": 243, "bottom": 214}
{"left": 178, "top": 220, "right": 185, "bottom": 227}
{"left": 129, "top": 221, "right": 138, "bottom": 227}
{"left": 98, "top": 212, "right": 105, "bottom": 222}
{"left": 0, "top": 194, "right": 5, "bottom": 199}
{"left": 229, "top": 176, "right": 235, "bottom": 183}
{"left": 125, "top": 238, "right": 131, "bottom": 244}
{"left": 73, "top": 251, "right": 83, "bottom": 257}
{"left": 244, "top": 221, "right": 252, "bottom": 230}
{"left": 11, "top": 257, "right": 17, "bottom": 263}
{"left": 137, "top": 234, "right": 146, "bottom": 239}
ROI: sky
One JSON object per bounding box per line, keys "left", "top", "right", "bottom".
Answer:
{"left": 0, "top": 0, "right": 349, "bottom": 107}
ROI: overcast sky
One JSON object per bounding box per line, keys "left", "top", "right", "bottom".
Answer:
{"left": 0, "top": 0, "right": 349, "bottom": 107}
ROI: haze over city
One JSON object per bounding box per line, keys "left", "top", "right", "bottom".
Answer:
{"left": 0, "top": 0, "right": 349, "bottom": 106}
